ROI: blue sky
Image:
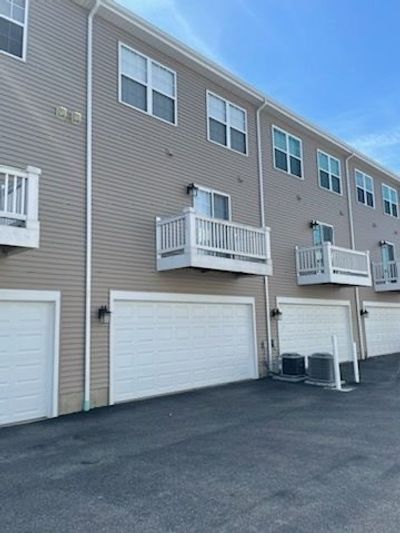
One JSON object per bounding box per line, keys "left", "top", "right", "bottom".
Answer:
{"left": 119, "top": 0, "right": 400, "bottom": 173}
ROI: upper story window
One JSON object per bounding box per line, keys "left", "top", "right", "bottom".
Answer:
{"left": 207, "top": 92, "right": 247, "bottom": 155}
{"left": 194, "top": 186, "right": 230, "bottom": 221}
{"left": 119, "top": 43, "right": 177, "bottom": 125}
{"left": 312, "top": 222, "right": 334, "bottom": 246}
{"left": 318, "top": 150, "right": 341, "bottom": 194}
{"left": 382, "top": 184, "right": 398, "bottom": 218}
{"left": 355, "top": 170, "right": 375, "bottom": 208}
{"left": 272, "top": 126, "right": 303, "bottom": 178}
{"left": 0, "top": 0, "right": 27, "bottom": 60}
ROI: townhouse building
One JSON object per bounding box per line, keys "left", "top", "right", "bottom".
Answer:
{"left": 0, "top": 0, "right": 399, "bottom": 426}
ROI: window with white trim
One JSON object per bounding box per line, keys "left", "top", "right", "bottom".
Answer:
{"left": 119, "top": 43, "right": 176, "bottom": 124}
{"left": 194, "top": 187, "right": 230, "bottom": 220}
{"left": 382, "top": 184, "right": 398, "bottom": 217}
{"left": 207, "top": 92, "right": 247, "bottom": 154}
{"left": 0, "top": 0, "right": 27, "bottom": 59}
{"left": 318, "top": 151, "right": 341, "bottom": 194}
{"left": 355, "top": 170, "right": 375, "bottom": 208}
{"left": 272, "top": 126, "right": 303, "bottom": 178}
{"left": 312, "top": 222, "right": 334, "bottom": 245}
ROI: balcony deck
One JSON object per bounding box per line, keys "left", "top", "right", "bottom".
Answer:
{"left": 296, "top": 243, "right": 372, "bottom": 287}
{"left": 156, "top": 208, "right": 272, "bottom": 276}
{"left": 0, "top": 166, "right": 40, "bottom": 251}
{"left": 372, "top": 261, "right": 400, "bottom": 292}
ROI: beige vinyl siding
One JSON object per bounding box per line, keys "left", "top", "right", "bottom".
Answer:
{"left": 0, "top": 0, "right": 87, "bottom": 414}
{"left": 261, "top": 109, "right": 360, "bottom": 359}
{"left": 90, "top": 16, "right": 267, "bottom": 406}
{"left": 350, "top": 158, "right": 400, "bottom": 308}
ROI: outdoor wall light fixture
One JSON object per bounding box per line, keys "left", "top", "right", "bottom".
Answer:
{"left": 186, "top": 183, "right": 199, "bottom": 197}
{"left": 379, "top": 240, "right": 388, "bottom": 246}
{"left": 310, "top": 219, "right": 318, "bottom": 228}
{"left": 360, "top": 308, "right": 369, "bottom": 318}
{"left": 98, "top": 305, "right": 111, "bottom": 324}
{"left": 271, "top": 307, "right": 283, "bottom": 320}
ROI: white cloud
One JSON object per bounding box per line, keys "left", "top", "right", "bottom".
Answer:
{"left": 349, "top": 130, "right": 400, "bottom": 152}
{"left": 119, "top": 0, "right": 220, "bottom": 61}
{"left": 347, "top": 130, "right": 400, "bottom": 173}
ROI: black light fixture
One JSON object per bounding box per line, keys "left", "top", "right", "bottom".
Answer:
{"left": 379, "top": 240, "right": 388, "bottom": 246}
{"left": 360, "top": 308, "right": 369, "bottom": 318}
{"left": 186, "top": 183, "right": 199, "bottom": 197}
{"left": 271, "top": 307, "right": 283, "bottom": 320}
{"left": 98, "top": 305, "right": 111, "bottom": 324}
{"left": 310, "top": 219, "right": 319, "bottom": 228}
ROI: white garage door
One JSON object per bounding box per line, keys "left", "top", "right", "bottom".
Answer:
{"left": 0, "top": 301, "right": 55, "bottom": 426}
{"left": 111, "top": 293, "right": 257, "bottom": 404}
{"left": 364, "top": 303, "right": 400, "bottom": 357}
{"left": 277, "top": 298, "right": 354, "bottom": 362}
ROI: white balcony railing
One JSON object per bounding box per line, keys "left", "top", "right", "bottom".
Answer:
{"left": 372, "top": 261, "right": 400, "bottom": 291}
{"left": 156, "top": 207, "right": 272, "bottom": 276}
{"left": 0, "top": 165, "right": 40, "bottom": 249}
{"left": 296, "top": 243, "right": 372, "bottom": 286}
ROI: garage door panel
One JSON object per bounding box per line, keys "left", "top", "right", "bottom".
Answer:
{"left": 112, "top": 297, "right": 256, "bottom": 403}
{"left": 278, "top": 301, "right": 353, "bottom": 363}
{"left": 0, "top": 301, "right": 54, "bottom": 426}
{"left": 365, "top": 305, "right": 400, "bottom": 357}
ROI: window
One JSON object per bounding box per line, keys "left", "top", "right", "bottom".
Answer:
{"left": 194, "top": 187, "right": 230, "bottom": 220}
{"left": 355, "top": 170, "right": 375, "bottom": 208}
{"left": 272, "top": 126, "right": 303, "bottom": 178}
{"left": 382, "top": 184, "right": 398, "bottom": 218}
{"left": 318, "top": 151, "right": 341, "bottom": 194}
{"left": 312, "top": 222, "right": 334, "bottom": 246}
{"left": 0, "top": 0, "right": 27, "bottom": 59}
{"left": 119, "top": 43, "right": 176, "bottom": 125}
{"left": 207, "top": 92, "right": 247, "bottom": 154}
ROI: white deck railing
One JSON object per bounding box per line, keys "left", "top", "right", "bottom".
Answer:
{"left": 156, "top": 207, "right": 271, "bottom": 275}
{"left": 372, "top": 261, "right": 400, "bottom": 285}
{"left": 0, "top": 165, "right": 40, "bottom": 248}
{"left": 296, "top": 243, "right": 371, "bottom": 284}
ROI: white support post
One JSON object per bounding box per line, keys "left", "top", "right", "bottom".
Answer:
{"left": 25, "top": 166, "right": 41, "bottom": 229}
{"left": 183, "top": 206, "right": 196, "bottom": 258}
{"left": 155, "top": 217, "right": 162, "bottom": 260}
{"left": 352, "top": 341, "right": 360, "bottom": 384}
{"left": 331, "top": 335, "right": 342, "bottom": 391}
{"left": 324, "top": 242, "right": 332, "bottom": 277}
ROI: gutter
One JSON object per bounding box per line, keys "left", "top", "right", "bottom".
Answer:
{"left": 84, "top": 0, "right": 101, "bottom": 412}
{"left": 345, "top": 153, "right": 366, "bottom": 360}
{"left": 256, "top": 99, "right": 273, "bottom": 372}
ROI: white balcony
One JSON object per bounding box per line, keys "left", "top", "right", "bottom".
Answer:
{"left": 0, "top": 165, "right": 40, "bottom": 251}
{"left": 156, "top": 207, "right": 272, "bottom": 276}
{"left": 372, "top": 261, "right": 400, "bottom": 292}
{"left": 296, "top": 243, "right": 372, "bottom": 286}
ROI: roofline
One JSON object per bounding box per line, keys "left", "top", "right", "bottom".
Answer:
{"left": 81, "top": 0, "right": 400, "bottom": 183}
{"left": 101, "top": 0, "right": 264, "bottom": 102}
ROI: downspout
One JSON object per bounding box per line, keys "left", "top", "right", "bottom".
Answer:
{"left": 256, "top": 99, "right": 273, "bottom": 372}
{"left": 84, "top": 0, "right": 101, "bottom": 412}
{"left": 345, "top": 153, "right": 366, "bottom": 360}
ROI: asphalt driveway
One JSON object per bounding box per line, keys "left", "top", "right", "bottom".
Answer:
{"left": 2, "top": 354, "right": 400, "bottom": 533}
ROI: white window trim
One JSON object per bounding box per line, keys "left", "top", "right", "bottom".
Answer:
{"left": 317, "top": 150, "right": 342, "bottom": 196}
{"left": 272, "top": 125, "right": 304, "bottom": 180}
{"left": 381, "top": 240, "right": 395, "bottom": 262}
{"left": 192, "top": 184, "right": 232, "bottom": 221}
{"left": 206, "top": 90, "right": 248, "bottom": 156}
{"left": 0, "top": 0, "right": 29, "bottom": 62}
{"left": 355, "top": 169, "right": 375, "bottom": 209}
{"left": 312, "top": 220, "right": 335, "bottom": 245}
{"left": 118, "top": 41, "right": 178, "bottom": 127}
{"left": 382, "top": 183, "right": 399, "bottom": 218}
